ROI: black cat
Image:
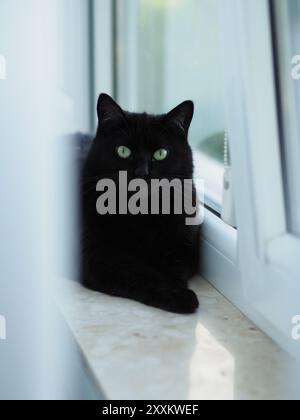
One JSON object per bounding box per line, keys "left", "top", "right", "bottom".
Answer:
{"left": 81, "top": 94, "right": 200, "bottom": 314}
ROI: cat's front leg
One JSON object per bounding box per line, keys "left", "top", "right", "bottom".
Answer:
{"left": 82, "top": 248, "right": 199, "bottom": 314}
{"left": 149, "top": 223, "right": 199, "bottom": 284}
{"left": 153, "top": 240, "right": 199, "bottom": 284}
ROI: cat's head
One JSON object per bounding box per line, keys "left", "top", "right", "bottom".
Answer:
{"left": 85, "top": 94, "right": 194, "bottom": 180}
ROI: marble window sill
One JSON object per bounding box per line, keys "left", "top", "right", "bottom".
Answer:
{"left": 56, "top": 277, "right": 294, "bottom": 400}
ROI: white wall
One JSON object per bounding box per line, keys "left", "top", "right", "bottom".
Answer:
{"left": 0, "top": 0, "right": 91, "bottom": 399}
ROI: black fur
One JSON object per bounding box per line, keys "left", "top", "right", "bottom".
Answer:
{"left": 81, "top": 94, "right": 199, "bottom": 313}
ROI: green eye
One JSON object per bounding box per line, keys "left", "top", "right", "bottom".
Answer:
{"left": 117, "top": 146, "right": 132, "bottom": 159}
{"left": 153, "top": 148, "right": 168, "bottom": 161}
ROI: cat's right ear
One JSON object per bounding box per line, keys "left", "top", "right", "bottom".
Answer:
{"left": 97, "top": 93, "right": 126, "bottom": 127}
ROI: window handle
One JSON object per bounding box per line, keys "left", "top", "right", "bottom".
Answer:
{"left": 221, "top": 132, "right": 236, "bottom": 227}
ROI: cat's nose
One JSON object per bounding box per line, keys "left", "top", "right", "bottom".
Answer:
{"left": 134, "top": 162, "right": 150, "bottom": 178}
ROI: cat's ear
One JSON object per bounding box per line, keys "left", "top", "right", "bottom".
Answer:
{"left": 166, "top": 101, "right": 194, "bottom": 135}
{"left": 97, "top": 93, "right": 126, "bottom": 126}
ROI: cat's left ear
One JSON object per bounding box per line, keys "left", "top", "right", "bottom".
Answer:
{"left": 165, "top": 101, "right": 194, "bottom": 136}
{"left": 97, "top": 93, "right": 127, "bottom": 127}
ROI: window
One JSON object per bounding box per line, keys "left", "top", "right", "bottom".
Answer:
{"left": 217, "top": 0, "right": 300, "bottom": 359}
{"left": 115, "top": 0, "right": 227, "bottom": 212}
{"left": 92, "top": 0, "right": 300, "bottom": 358}
{"left": 272, "top": 0, "right": 300, "bottom": 237}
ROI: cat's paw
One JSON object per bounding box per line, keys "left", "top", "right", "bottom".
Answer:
{"left": 164, "top": 288, "right": 199, "bottom": 314}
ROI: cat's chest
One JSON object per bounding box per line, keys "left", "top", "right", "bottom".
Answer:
{"left": 116, "top": 216, "right": 183, "bottom": 253}
{"left": 89, "top": 214, "right": 187, "bottom": 256}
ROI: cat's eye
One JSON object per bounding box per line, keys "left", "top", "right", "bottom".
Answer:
{"left": 153, "top": 148, "right": 168, "bottom": 161}
{"left": 117, "top": 146, "right": 132, "bottom": 159}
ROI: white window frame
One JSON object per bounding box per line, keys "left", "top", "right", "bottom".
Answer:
{"left": 92, "top": 0, "right": 115, "bottom": 129}
{"left": 273, "top": 0, "right": 300, "bottom": 238}
{"left": 210, "top": 0, "right": 300, "bottom": 359}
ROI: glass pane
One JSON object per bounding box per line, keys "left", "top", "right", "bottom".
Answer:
{"left": 273, "top": 0, "right": 300, "bottom": 236}
{"left": 116, "top": 0, "right": 226, "bottom": 211}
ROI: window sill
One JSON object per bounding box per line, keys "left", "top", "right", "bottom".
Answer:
{"left": 56, "top": 277, "right": 294, "bottom": 400}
